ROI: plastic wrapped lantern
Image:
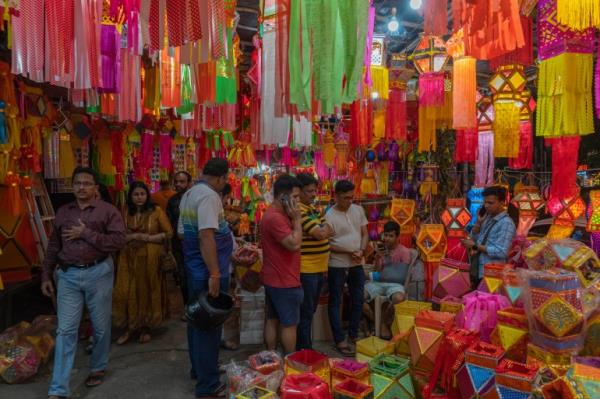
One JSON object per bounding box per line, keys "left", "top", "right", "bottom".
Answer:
{"left": 521, "top": 268, "right": 586, "bottom": 353}
{"left": 478, "top": 263, "right": 514, "bottom": 294}
{"left": 511, "top": 185, "right": 545, "bottom": 237}
{"left": 546, "top": 194, "right": 586, "bottom": 239}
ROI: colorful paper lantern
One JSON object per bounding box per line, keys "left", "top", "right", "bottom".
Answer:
{"left": 439, "top": 295, "right": 464, "bottom": 314}
{"left": 285, "top": 350, "right": 330, "bottom": 385}
{"left": 431, "top": 258, "right": 471, "bottom": 303}
{"left": 281, "top": 373, "right": 331, "bottom": 399}
{"left": 478, "top": 263, "right": 513, "bottom": 294}
{"left": 389, "top": 198, "right": 415, "bottom": 237}
{"left": 502, "top": 270, "right": 524, "bottom": 306}
{"left": 511, "top": 186, "right": 544, "bottom": 236}
{"left": 467, "top": 186, "right": 485, "bottom": 227}
{"left": 368, "top": 355, "right": 414, "bottom": 399}
{"left": 441, "top": 198, "right": 472, "bottom": 238}
{"left": 331, "top": 359, "right": 370, "bottom": 388}
{"left": 456, "top": 342, "right": 505, "bottom": 399}
{"left": 523, "top": 269, "right": 586, "bottom": 353}
{"left": 410, "top": 35, "right": 449, "bottom": 75}
{"left": 490, "top": 307, "right": 529, "bottom": 363}
{"left": 546, "top": 194, "right": 586, "bottom": 239}
{"left": 494, "top": 359, "right": 538, "bottom": 398}
{"left": 333, "top": 378, "right": 374, "bottom": 399}
{"left": 586, "top": 190, "right": 600, "bottom": 232}
{"left": 416, "top": 224, "right": 447, "bottom": 263}
{"left": 408, "top": 310, "right": 454, "bottom": 372}
{"left": 526, "top": 342, "right": 572, "bottom": 379}
{"left": 565, "top": 356, "right": 600, "bottom": 399}
{"left": 355, "top": 337, "right": 395, "bottom": 364}
{"left": 390, "top": 301, "right": 433, "bottom": 356}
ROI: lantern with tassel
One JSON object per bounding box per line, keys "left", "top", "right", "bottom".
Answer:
{"left": 416, "top": 224, "right": 447, "bottom": 300}
{"left": 418, "top": 164, "right": 439, "bottom": 197}
{"left": 322, "top": 131, "right": 336, "bottom": 168}
{"left": 335, "top": 139, "right": 349, "bottom": 176}
{"left": 390, "top": 198, "right": 415, "bottom": 247}
{"left": 511, "top": 185, "right": 545, "bottom": 237}
{"left": 441, "top": 199, "right": 471, "bottom": 238}
{"left": 489, "top": 64, "right": 527, "bottom": 158}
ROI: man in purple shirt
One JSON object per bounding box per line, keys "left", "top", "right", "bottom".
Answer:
{"left": 42, "top": 167, "right": 126, "bottom": 399}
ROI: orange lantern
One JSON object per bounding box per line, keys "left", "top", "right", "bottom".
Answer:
{"left": 441, "top": 199, "right": 472, "bottom": 238}
{"left": 546, "top": 194, "right": 586, "bottom": 239}
{"left": 417, "top": 224, "right": 448, "bottom": 300}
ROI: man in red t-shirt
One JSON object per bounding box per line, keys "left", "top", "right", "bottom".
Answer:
{"left": 260, "top": 175, "right": 303, "bottom": 354}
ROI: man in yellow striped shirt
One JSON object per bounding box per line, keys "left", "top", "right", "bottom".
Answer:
{"left": 296, "top": 173, "right": 334, "bottom": 350}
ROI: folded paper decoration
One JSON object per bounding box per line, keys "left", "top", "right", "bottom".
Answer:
{"left": 478, "top": 263, "right": 514, "bottom": 295}
{"left": 281, "top": 372, "right": 331, "bottom": 399}
{"left": 432, "top": 258, "right": 471, "bottom": 303}
{"left": 494, "top": 359, "right": 537, "bottom": 398}
{"left": 457, "top": 342, "right": 505, "bottom": 399}
{"left": 333, "top": 378, "right": 374, "bottom": 399}
{"left": 368, "top": 354, "right": 414, "bottom": 399}
{"left": 490, "top": 307, "right": 529, "bottom": 363}
{"left": 355, "top": 337, "right": 394, "bottom": 363}
{"left": 330, "top": 359, "right": 370, "bottom": 388}
{"left": 285, "top": 350, "right": 330, "bottom": 386}
{"left": 409, "top": 310, "right": 454, "bottom": 372}
{"left": 390, "top": 301, "right": 432, "bottom": 355}
{"left": 441, "top": 198, "right": 472, "bottom": 238}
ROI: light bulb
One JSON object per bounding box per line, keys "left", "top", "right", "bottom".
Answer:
{"left": 410, "top": 0, "right": 422, "bottom": 10}
{"left": 372, "top": 91, "right": 380, "bottom": 99}
{"left": 388, "top": 18, "right": 399, "bottom": 32}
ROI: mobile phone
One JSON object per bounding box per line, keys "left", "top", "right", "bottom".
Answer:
{"left": 281, "top": 194, "right": 291, "bottom": 208}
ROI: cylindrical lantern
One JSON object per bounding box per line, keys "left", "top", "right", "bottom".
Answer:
{"left": 452, "top": 57, "right": 477, "bottom": 130}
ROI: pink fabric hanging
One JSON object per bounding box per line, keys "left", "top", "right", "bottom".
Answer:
{"left": 548, "top": 136, "right": 580, "bottom": 199}
{"left": 140, "top": 130, "right": 155, "bottom": 170}
{"left": 118, "top": 49, "right": 141, "bottom": 122}
{"left": 45, "top": 0, "right": 74, "bottom": 87}
{"left": 159, "top": 132, "right": 172, "bottom": 170}
{"left": 596, "top": 45, "right": 600, "bottom": 118}
{"left": 475, "top": 131, "right": 494, "bottom": 187}
{"left": 508, "top": 121, "right": 532, "bottom": 169}
{"left": 11, "top": 0, "right": 45, "bottom": 81}
{"left": 73, "top": 0, "right": 103, "bottom": 89}
{"left": 454, "top": 128, "right": 478, "bottom": 163}
{"left": 424, "top": 0, "right": 448, "bottom": 36}
{"left": 100, "top": 24, "right": 121, "bottom": 93}
{"left": 362, "top": 6, "right": 376, "bottom": 88}
{"left": 124, "top": 0, "right": 141, "bottom": 53}
{"left": 419, "top": 73, "right": 445, "bottom": 107}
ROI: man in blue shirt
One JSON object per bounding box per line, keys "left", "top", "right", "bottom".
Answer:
{"left": 178, "top": 159, "right": 232, "bottom": 398}
{"left": 462, "top": 186, "right": 516, "bottom": 282}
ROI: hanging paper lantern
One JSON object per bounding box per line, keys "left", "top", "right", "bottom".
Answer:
{"left": 335, "top": 139, "right": 350, "bottom": 175}
{"left": 411, "top": 35, "right": 449, "bottom": 107}
{"left": 537, "top": 0, "right": 595, "bottom": 138}
{"left": 418, "top": 164, "right": 439, "bottom": 197}
{"left": 322, "top": 131, "right": 336, "bottom": 168}
{"left": 390, "top": 198, "right": 416, "bottom": 236}
{"left": 546, "top": 194, "right": 586, "bottom": 239}
{"left": 416, "top": 224, "right": 447, "bottom": 263}
{"left": 511, "top": 186, "right": 545, "bottom": 237}
{"left": 587, "top": 190, "right": 600, "bottom": 232}
{"left": 441, "top": 199, "right": 472, "bottom": 238}
{"left": 467, "top": 186, "right": 485, "bottom": 227}
{"left": 477, "top": 92, "right": 495, "bottom": 133}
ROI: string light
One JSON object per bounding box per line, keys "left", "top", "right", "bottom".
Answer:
{"left": 410, "top": 0, "right": 422, "bottom": 10}
{"left": 388, "top": 7, "right": 399, "bottom": 33}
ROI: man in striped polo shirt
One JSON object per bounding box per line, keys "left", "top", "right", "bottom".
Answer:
{"left": 296, "top": 173, "right": 334, "bottom": 350}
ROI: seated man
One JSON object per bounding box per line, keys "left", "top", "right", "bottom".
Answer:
{"left": 363, "top": 221, "right": 412, "bottom": 338}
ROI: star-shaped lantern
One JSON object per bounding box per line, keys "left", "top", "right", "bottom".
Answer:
{"left": 416, "top": 224, "right": 447, "bottom": 263}
{"left": 441, "top": 198, "right": 472, "bottom": 238}
{"left": 410, "top": 35, "right": 449, "bottom": 74}
{"left": 511, "top": 186, "right": 545, "bottom": 236}
{"left": 390, "top": 198, "right": 416, "bottom": 235}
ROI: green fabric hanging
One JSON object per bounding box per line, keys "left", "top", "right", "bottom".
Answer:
{"left": 177, "top": 64, "right": 194, "bottom": 114}
{"left": 216, "top": 28, "right": 238, "bottom": 105}
{"left": 288, "top": 0, "right": 311, "bottom": 113}
{"left": 340, "top": 0, "right": 370, "bottom": 103}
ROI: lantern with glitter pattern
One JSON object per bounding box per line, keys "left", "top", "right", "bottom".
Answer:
{"left": 408, "top": 310, "right": 454, "bottom": 372}
{"left": 456, "top": 341, "right": 505, "bottom": 399}
{"left": 368, "top": 354, "right": 414, "bottom": 399}
{"left": 521, "top": 268, "right": 586, "bottom": 353}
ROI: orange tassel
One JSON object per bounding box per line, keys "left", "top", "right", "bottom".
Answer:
{"left": 452, "top": 57, "right": 477, "bottom": 129}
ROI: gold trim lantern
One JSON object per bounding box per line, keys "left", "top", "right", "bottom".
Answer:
{"left": 477, "top": 92, "right": 495, "bottom": 132}
{"left": 511, "top": 186, "right": 545, "bottom": 236}
{"left": 586, "top": 190, "right": 600, "bottom": 232}
{"left": 489, "top": 64, "right": 527, "bottom": 158}
{"left": 411, "top": 35, "right": 449, "bottom": 107}
{"left": 546, "top": 194, "right": 586, "bottom": 239}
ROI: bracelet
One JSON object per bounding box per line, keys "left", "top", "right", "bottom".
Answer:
{"left": 209, "top": 274, "right": 221, "bottom": 279}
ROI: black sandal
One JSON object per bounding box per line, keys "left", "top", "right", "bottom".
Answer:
{"left": 335, "top": 344, "right": 356, "bottom": 357}
{"left": 85, "top": 370, "right": 106, "bottom": 388}
{"left": 196, "top": 383, "right": 226, "bottom": 398}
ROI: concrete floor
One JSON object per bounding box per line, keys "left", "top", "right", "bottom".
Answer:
{"left": 0, "top": 282, "right": 340, "bottom": 399}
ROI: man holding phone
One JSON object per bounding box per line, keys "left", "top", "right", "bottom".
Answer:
{"left": 260, "top": 174, "right": 303, "bottom": 354}
{"left": 462, "top": 186, "right": 515, "bottom": 285}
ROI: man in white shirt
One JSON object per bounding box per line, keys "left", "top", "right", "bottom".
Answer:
{"left": 325, "top": 180, "right": 368, "bottom": 356}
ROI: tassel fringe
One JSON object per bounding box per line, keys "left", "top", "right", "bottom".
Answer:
{"left": 452, "top": 57, "right": 477, "bottom": 129}
{"left": 557, "top": 0, "right": 600, "bottom": 30}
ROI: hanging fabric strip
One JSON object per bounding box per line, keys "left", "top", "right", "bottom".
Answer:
{"left": 209, "top": 0, "right": 227, "bottom": 59}
{"left": 185, "top": 0, "right": 202, "bottom": 43}
{"left": 340, "top": 0, "right": 369, "bottom": 103}
{"left": 362, "top": 6, "right": 376, "bottom": 89}
{"left": 493, "top": 102, "right": 520, "bottom": 158}
{"left": 419, "top": 72, "right": 445, "bottom": 107}
{"left": 536, "top": 53, "right": 594, "bottom": 137}
{"left": 45, "top": 0, "right": 75, "bottom": 87}
{"left": 160, "top": 47, "right": 181, "bottom": 108}
{"left": 124, "top": 0, "right": 141, "bottom": 53}
{"left": 596, "top": 45, "right": 600, "bottom": 118}
{"left": 275, "top": 0, "right": 291, "bottom": 117}
{"left": 118, "top": 49, "right": 141, "bottom": 122}
{"left": 418, "top": 105, "right": 437, "bottom": 153}
{"left": 488, "top": 16, "right": 533, "bottom": 71}
{"left": 548, "top": 136, "right": 580, "bottom": 199}
{"left": 508, "top": 121, "right": 533, "bottom": 169}
{"left": 557, "top": 0, "right": 600, "bottom": 30}
{"left": 424, "top": 0, "right": 448, "bottom": 36}
{"left": 452, "top": 57, "right": 477, "bottom": 129}
{"left": 166, "top": 0, "right": 185, "bottom": 47}
{"left": 100, "top": 24, "right": 121, "bottom": 93}
{"left": 287, "top": 0, "right": 311, "bottom": 113}
{"left": 385, "top": 88, "right": 407, "bottom": 141}
{"left": 475, "top": 131, "right": 494, "bottom": 187}
{"left": 11, "top": 0, "right": 45, "bottom": 81}
{"left": 454, "top": 128, "right": 478, "bottom": 163}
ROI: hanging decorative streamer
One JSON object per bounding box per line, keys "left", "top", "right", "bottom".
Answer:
{"left": 160, "top": 47, "right": 181, "bottom": 108}
{"left": 419, "top": 72, "right": 445, "bottom": 107}
{"left": 487, "top": 16, "right": 533, "bottom": 71}
{"left": 350, "top": 100, "right": 372, "bottom": 147}
{"left": 100, "top": 24, "right": 121, "bottom": 93}
{"left": 385, "top": 82, "right": 406, "bottom": 141}
{"left": 11, "top": 0, "right": 45, "bottom": 81}
{"left": 508, "top": 122, "right": 533, "bottom": 170}
{"left": 475, "top": 132, "right": 494, "bottom": 187}
{"left": 275, "top": 0, "right": 291, "bottom": 117}
{"left": 208, "top": 0, "right": 227, "bottom": 59}
{"left": 118, "top": 50, "right": 141, "bottom": 122}
{"left": 596, "top": 44, "right": 600, "bottom": 118}
{"left": 287, "top": 0, "right": 311, "bottom": 113}
{"left": 492, "top": 102, "right": 520, "bottom": 158}
{"left": 454, "top": 128, "right": 477, "bottom": 163}
{"left": 452, "top": 57, "right": 477, "bottom": 129}
{"left": 557, "top": 0, "right": 600, "bottom": 30}
{"left": 362, "top": 5, "right": 376, "bottom": 89}
{"left": 423, "top": 0, "right": 448, "bottom": 36}
{"left": 45, "top": 0, "right": 74, "bottom": 87}
{"left": 547, "top": 136, "right": 580, "bottom": 199}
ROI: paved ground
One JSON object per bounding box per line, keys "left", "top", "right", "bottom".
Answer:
{"left": 0, "top": 282, "right": 339, "bottom": 399}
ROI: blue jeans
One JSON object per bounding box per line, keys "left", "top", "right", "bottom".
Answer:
{"left": 328, "top": 266, "right": 365, "bottom": 344}
{"left": 48, "top": 259, "right": 114, "bottom": 397}
{"left": 187, "top": 277, "right": 229, "bottom": 397}
{"left": 297, "top": 273, "right": 325, "bottom": 350}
